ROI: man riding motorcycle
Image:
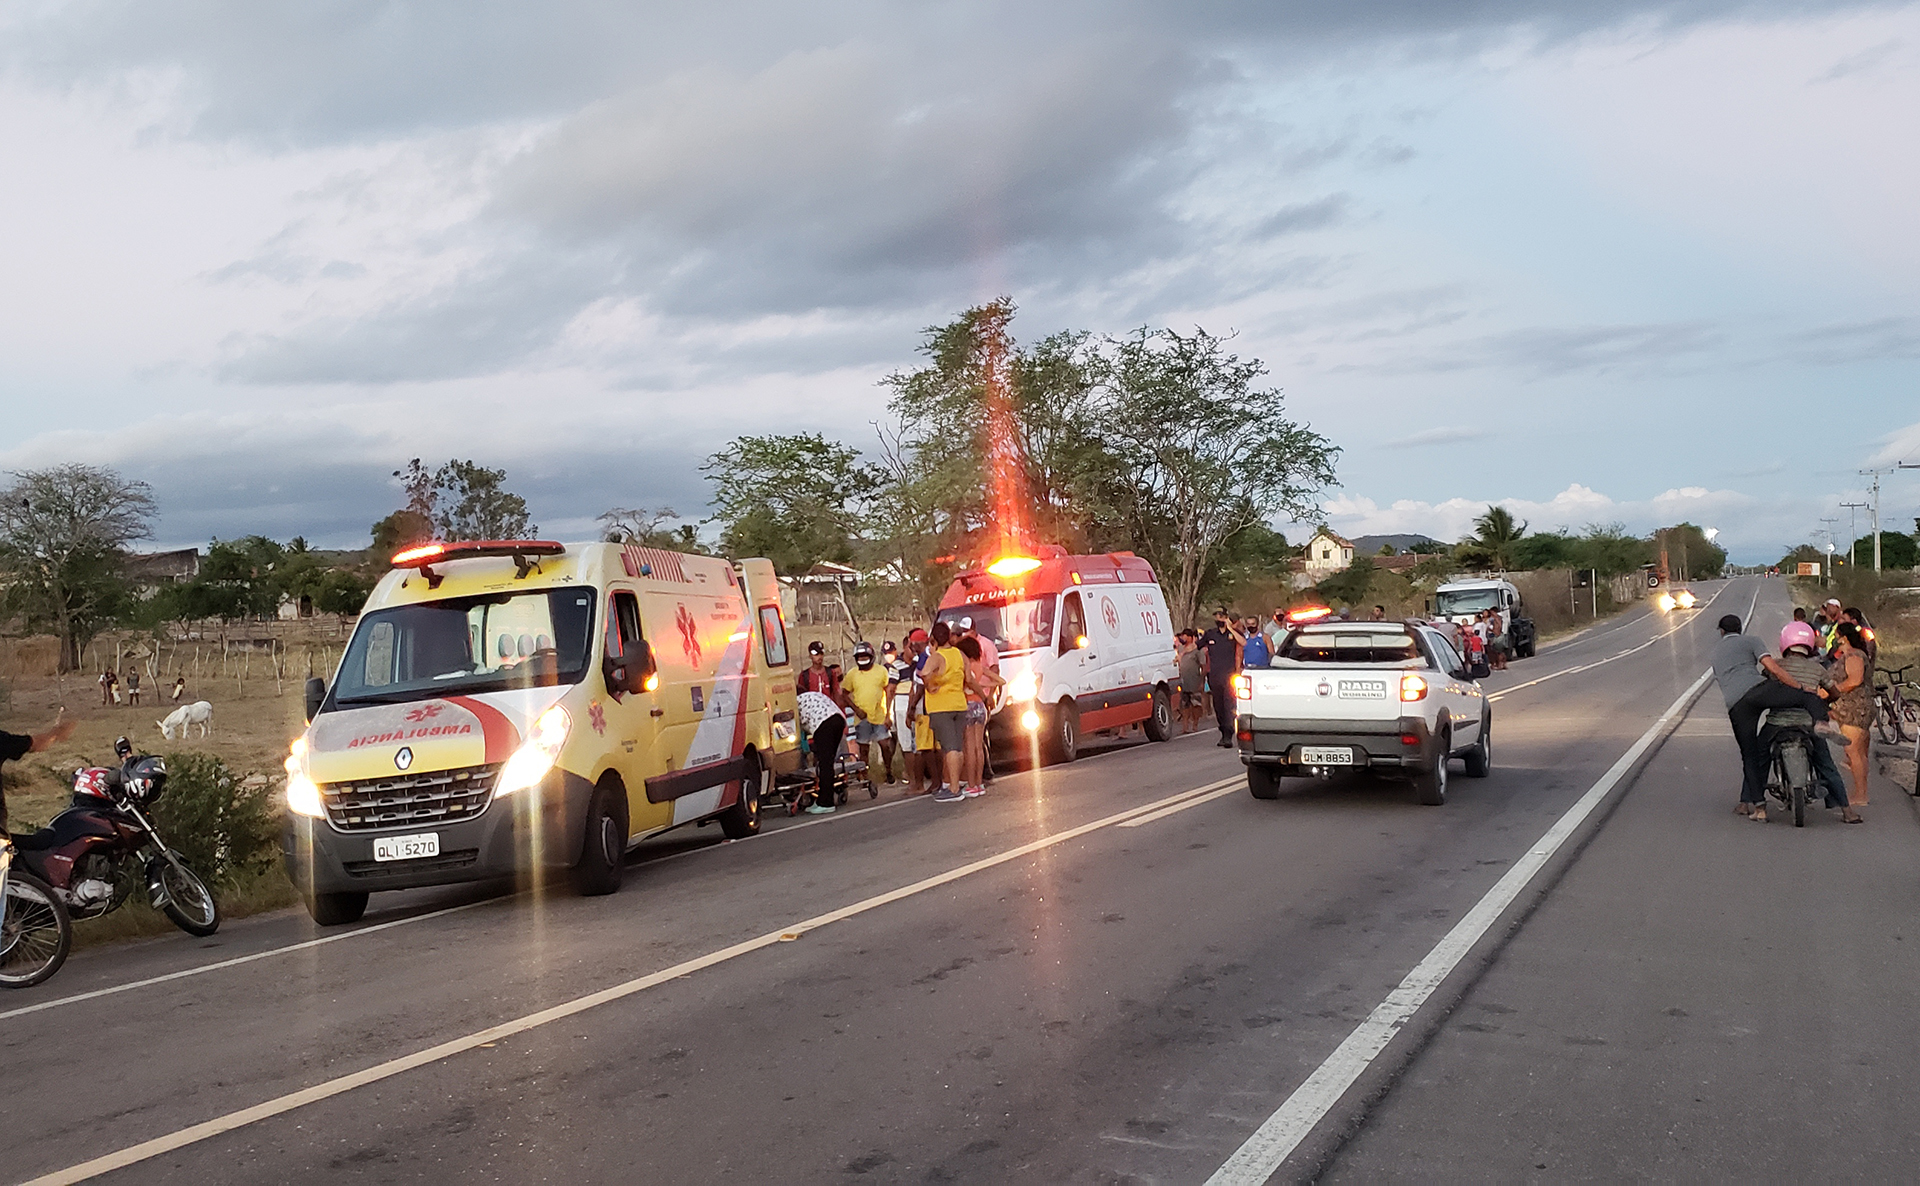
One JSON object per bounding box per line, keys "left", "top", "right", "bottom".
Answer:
{"left": 1758, "top": 622, "right": 1861, "bottom": 824}
{"left": 1713, "top": 614, "right": 1840, "bottom": 816}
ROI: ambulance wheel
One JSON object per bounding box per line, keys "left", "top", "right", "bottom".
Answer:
{"left": 1144, "top": 686, "right": 1174, "bottom": 742}
{"left": 718, "top": 753, "right": 765, "bottom": 840}
{"left": 303, "top": 891, "right": 368, "bottom": 927}
{"left": 573, "top": 779, "right": 627, "bottom": 896}
{"left": 1044, "top": 702, "right": 1080, "bottom": 765}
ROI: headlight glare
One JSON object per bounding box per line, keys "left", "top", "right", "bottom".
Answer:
{"left": 285, "top": 772, "right": 325, "bottom": 818}
{"left": 495, "top": 704, "right": 571, "bottom": 797}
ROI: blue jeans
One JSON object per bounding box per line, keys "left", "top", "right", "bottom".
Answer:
{"left": 1757, "top": 723, "right": 1848, "bottom": 808}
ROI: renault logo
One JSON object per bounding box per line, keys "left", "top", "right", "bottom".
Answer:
{"left": 395, "top": 746, "right": 414, "bottom": 771}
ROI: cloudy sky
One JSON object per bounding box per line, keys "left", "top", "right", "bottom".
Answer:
{"left": 3, "top": 1, "right": 1918, "bottom": 563}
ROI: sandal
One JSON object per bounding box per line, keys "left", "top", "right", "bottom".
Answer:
{"left": 1842, "top": 809, "right": 1864, "bottom": 824}
{"left": 1735, "top": 803, "right": 1755, "bottom": 816}
{"left": 1749, "top": 807, "right": 1768, "bottom": 822}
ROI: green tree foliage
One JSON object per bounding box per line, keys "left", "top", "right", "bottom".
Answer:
{"left": 1511, "top": 530, "right": 1577, "bottom": 570}
{"left": 1846, "top": 531, "right": 1918, "bottom": 570}
{"left": 0, "top": 464, "right": 155, "bottom": 671}
{"left": 702, "top": 434, "right": 877, "bottom": 575}
{"left": 1315, "top": 555, "right": 1378, "bottom": 608}
{"left": 1656, "top": 523, "right": 1726, "bottom": 581}
{"left": 1571, "top": 523, "right": 1654, "bottom": 576}
{"left": 1777, "top": 543, "right": 1825, "bottom": 572}
{"left": 1098, "top": 326, "right": 1338, "bottom": 628}
{"left": 370, "top": 509, "right": 433, "bottom": 557}
{"left": 433, "top": 460, "right": 534, "bottom": 541}
{"left": 1456, "top": 505, "right": 1527, "bottom": 570}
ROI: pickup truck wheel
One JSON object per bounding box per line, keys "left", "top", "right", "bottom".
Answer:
{"left": 1044, "top": 702, "right": 1080, "bottom": 765}
{"left": 1464, "top": 712, "right": 1492, "bottom": 778}
{"left": 1247, "top": 764, "right": 1282, "bottom": 800}
{"left": 1414, "top": 731, "right": 1449, "bottom": 806}
{"left": 1143, "top": 686, "right": 1174, "bottom": 742}
{"left": 572, "top": 779, "right": 627, "bottom": 896}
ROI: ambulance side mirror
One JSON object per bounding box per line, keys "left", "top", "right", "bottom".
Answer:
{"left": 605, "top": 639, "right": 656, "bottom": 696}
{"left": 304, "top": 677, "right": 326, "bottom": 723}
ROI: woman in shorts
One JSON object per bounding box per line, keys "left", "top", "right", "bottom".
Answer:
{"left": 956, "top": 635, "right": 1004, "bottom": 799}
{"left": 919, "top": 622, "right": 972, "bottom": 802}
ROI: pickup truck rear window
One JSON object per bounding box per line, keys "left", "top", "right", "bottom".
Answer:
{"left": 1279, "top": 630, "right": 1419, "bottom": 664}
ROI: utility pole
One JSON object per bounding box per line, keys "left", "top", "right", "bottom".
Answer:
{"left": 1840, "top": 500, "right": 1868, "bottom": 568}
{"left": 1818, "top": 517, "right": 1840, "bottom": 587}
{"left": 1860, "top": 469, "right": 1888, "bottom": 572}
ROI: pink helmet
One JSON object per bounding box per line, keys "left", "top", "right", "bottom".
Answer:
{"left": 1779, "top": 621, "right": 1819, "bottom": 653}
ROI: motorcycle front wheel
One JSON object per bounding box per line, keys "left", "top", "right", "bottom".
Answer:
{"left": 1, "top": 870, "right": 73, "bottom": 988}
{"left": 149, "top": 857, "right": 221, "bottom": 938}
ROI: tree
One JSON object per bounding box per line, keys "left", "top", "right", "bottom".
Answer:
{"left": 433, "top": 460, "right": 534, "bottom": 541}
{"left": 702, "top": 434, "right": 877, "bottom": 575}
{"left": 1457, "top": 505, "right": 1527, "bottom": 571}
{"left": 0, "top": 464, "right": 155, "bottom": 671}
{"left": 599, "top": 506, "right": 704, "bottom": 552}
{"left": 1848, "top": 531, "right": 1918, "bottom": 571}
{"left": 1096, "top": 326, "right": 1338, "bottom": 628}
{"left": 1316, "top": 555, "right": 1378, "bottom": 608}
{"left": 370, "top": 509, "right": 433, "bottom": 556}
{"left": 1573, "top": 523, "right": 1653, "bottom": 577}
{"left": 1657, "top": 523, "right": 1727, "bottom": 581}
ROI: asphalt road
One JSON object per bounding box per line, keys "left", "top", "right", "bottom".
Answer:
{"left": 6, "top": 577, "right": 1904, "bottom": 1184}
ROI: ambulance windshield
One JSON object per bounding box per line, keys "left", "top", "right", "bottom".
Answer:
{"left": 331, "top": 588, "right": 597, "bottom": 706}
{"left": 934, "top": 597, "right": 1057, "bottom": 655}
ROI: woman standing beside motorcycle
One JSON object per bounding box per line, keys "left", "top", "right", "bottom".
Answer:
{"left": 1827, "top": 621, "right": 1876, "bottom": 807}
{"left": 2, "top": 710, "right": 78, "bottom": 988}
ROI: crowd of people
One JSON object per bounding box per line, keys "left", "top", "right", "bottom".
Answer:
{"left": 1712, "top": 597, "right": 1879, "bottom": 824}
{"left": 790, "top": 617, "right": 1005, "bottom": 813}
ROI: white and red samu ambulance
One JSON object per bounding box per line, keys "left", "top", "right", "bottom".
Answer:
{"left": 934, "top": 546, "right": 1179, "bottom": 763}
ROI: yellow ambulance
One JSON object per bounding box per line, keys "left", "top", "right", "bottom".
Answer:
{"left": 281, "top": 540, "right": 800, "bottom": 924}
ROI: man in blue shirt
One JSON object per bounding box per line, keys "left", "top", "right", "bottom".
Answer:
{"left": 1239, "top": 616, "right": 1271, "bottom": 669}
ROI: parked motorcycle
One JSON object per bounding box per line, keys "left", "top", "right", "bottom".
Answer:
{"left": 0, "top": 841, "right": 72, "bottom": 988}
{"left": 6, "top": 739, "right": 221, "bottom": 938}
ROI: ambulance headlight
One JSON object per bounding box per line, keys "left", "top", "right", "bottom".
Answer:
{"left": 495, "top": 705, "right": 571, "bottom": 797}
{"left": 283, "top": 738, "right": 325, "bottom": 818}
{"left": 1007, "top": 670, "right": 1038, "bottom": 702}
{"left": 285, "top": 772, "right": 325, "bottom": 819}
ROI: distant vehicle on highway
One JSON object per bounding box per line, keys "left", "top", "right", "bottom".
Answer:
{"left": 934, "top": 545, "right": 1178, "bottom": 764}
{"left": 282, "top": 541, "right": 798, "bottom": 925}
{"left": 1234, "top": 618, "right": 1491, "bottom": 805}
{"left": 1432, "top": 577, "right": 1537, "bottom": 657}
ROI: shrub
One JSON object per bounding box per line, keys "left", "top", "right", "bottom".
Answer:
{"left": 151, "top": 752, "right": 280, "bottom": 887}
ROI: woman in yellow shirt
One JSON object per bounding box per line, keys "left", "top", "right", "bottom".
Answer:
{"left": 917, "top": 622, "right": 973, "bottom": 802}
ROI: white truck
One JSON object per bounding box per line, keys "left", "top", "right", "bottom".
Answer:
{"left": 1233, "top": 618, "right": 1491, "bottom": 805}
{"left": 1432, "top": 576, "right": 1537, "bottom": 658}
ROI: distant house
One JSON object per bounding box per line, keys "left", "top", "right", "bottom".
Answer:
{"left": 790, "top": 561, "right": 860, "bottom": 626}
{"left": 1302, "top": 528, "right": 1355, "bottom": 577}
{"left": 124, "top": 548, "right": 200, "bottom": 594}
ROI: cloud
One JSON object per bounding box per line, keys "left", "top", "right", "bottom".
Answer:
{"left": 1813, "top": 37, "right": 1904, "bottom": 81}
{"left": 1252, "top": 194, "right": 1351, "bottom": 238}
{"left": 1786, "top": 317, "right": 1920, "bottom": 365}
{"left": 1385, "top": 426, "right": 1490, "bottom": 449}
{"left": 1309, "top": 482, "right": 1771, "bottom": 550}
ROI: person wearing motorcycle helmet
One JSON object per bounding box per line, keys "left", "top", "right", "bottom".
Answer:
{"left": 843, "top": 641, "right": 895, "bottom": 784}
{"left": 1761, "top": 622, "right": 1859, "bottom": 823}
{"left": 0, "top": 709, "right": 77, "bottom": 835}
{"left": 1715, "top": 614, "right": 1840, "bottom": 820}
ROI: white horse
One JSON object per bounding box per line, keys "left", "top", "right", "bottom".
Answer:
{"left": 158, "top": 700, "right": 214, "bottom": 740}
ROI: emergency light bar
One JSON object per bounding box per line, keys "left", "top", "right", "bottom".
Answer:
{"left": 1286, "top": 605, "right": 1334, "bottom": 623}
{"left": 390, "top": 540, "right": 566, "bottom": 588}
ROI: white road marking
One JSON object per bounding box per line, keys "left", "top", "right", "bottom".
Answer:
{"left": 1203, "top": 667, "right": 1715, "bottom": 1186}
{"left": 1486, "top": 583, "right": 1742, "bottom": 704}
{"left": 0, "top": 900, "right": 492, "bottom": 1024}
{"left": 22, "top": 775, "right": 1246, "bottom": 1186}
{"left": 1119, "top": 781, "right": 1242, "bottom": 827}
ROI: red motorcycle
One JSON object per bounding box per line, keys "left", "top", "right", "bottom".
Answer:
{"left": 7, "top": 739, "right": 220, "bottom": 939}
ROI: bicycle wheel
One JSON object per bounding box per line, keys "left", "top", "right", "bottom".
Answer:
{"left": 1, "top": 870, "right": 72, "bottom": 989}
{"left": 1876, "top": 695, "right": 1899, "bottom": 746}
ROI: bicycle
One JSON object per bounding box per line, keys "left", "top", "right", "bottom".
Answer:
{"left": 1874, "top": 664, "right": 1918, "bottom": 746}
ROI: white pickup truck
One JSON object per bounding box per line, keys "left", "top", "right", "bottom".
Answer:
{"left": 1233, "top": 618, "right": 1491, "bottom": 805}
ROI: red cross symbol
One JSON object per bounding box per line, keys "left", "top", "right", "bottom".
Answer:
{"left": 588, "top": 701, "right": 607, "bottom": 735}
{"left": 405, "top": 702, "right": 446, "bottom": 723}
{"left": 676, "top": 603, "right": 703, "bottom": 665}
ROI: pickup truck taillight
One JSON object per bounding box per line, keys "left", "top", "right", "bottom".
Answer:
{"left": 1399, "top": 673, "right": 1428, "bottom": 702}
{"left": 1232, "top": 673, "right": 1252, "bottom": 701}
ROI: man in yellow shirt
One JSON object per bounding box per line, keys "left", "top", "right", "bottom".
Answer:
{"left": 914, "top": 621, "right": 973, "bottom": 803}
{"left": 842, "top": 641, "right": 894, "bottom": 784}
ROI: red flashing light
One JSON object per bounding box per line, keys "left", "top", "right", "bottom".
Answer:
{"left": 987, "top": 555, "right": 1043, "bottom": 578}
{"left": 390, "top": 540, "right": 565, "bottom": 569}
{"left": 391, "top": 542, "right": 446, "bottom": 566}
{"left": 1287, "top": 605, "right": 1334, "bottom": 624}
